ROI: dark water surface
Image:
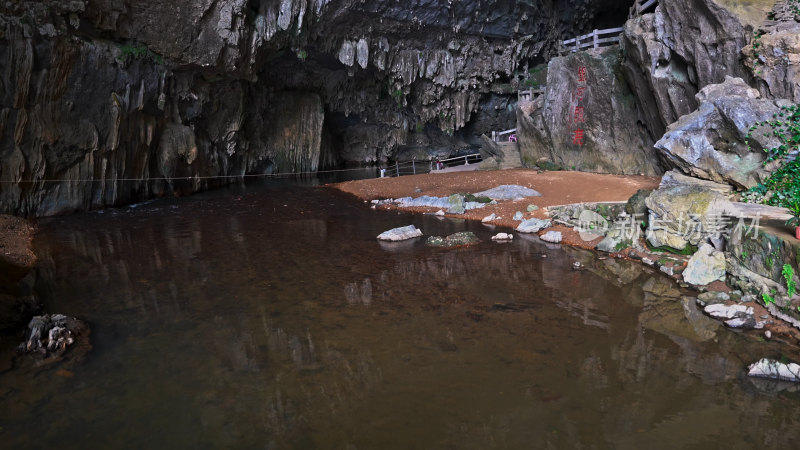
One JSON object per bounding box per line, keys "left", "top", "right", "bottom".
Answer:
{"left": 3, "top": 180, "right": 800, "bottom": 448}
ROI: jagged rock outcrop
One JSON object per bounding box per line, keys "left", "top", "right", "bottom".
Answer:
{"left": 621, "top": 0, "right": 772, "bottom": 139}
{"left": 517, "top": 48, "right": 661, "bottom": 175}
{"left": 0, "top": 0, "right": 634, "bottom": 216}
{"left": 742, "top": 1, "right": 800, "bottom": 103}
{"left": 654, "top": 77, "right": 788, "bottom": 189}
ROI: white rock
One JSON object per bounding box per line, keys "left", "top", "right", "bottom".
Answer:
{"left": 748, "top": 358, "right": 800, "bottom": 382}
{"left": 435, "top": 210, "right": 445, "bottom": 216}
{"left": 377, "top": 225, "right": 423, "bottom": 241}
{"left": 516, "top": 218, "right": 551, "bottom": 234}
{"left": 683, "top": 243, "right": 726, "bottom": 286}
{"left": 704, "top": 303, "right": 749, "bottom": 319}
{"left": 765, "top": 330, "right": 772, "bottom": 339}
{"left": 492, "top": 233, "right": 513, "bottom": 241}
{"left": 481, "top": 213, "right": 497, "bottom": 223}
{"left": 540, "top": 231, "right": 562, "bottom": 243}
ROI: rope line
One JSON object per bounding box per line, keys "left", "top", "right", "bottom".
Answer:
{"left": 0, "top": 166, "right": 375, "bottom": 184}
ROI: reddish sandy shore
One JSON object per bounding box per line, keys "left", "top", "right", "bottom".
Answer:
{"left": 332, "top": 169, "right": 661, "bottom": 233}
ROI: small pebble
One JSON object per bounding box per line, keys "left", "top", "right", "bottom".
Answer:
{"left": 765, "top": 330, "right": 772, "bottom": 339}
{"left": 760, "top": 315, "right": 769, "bottom": 319}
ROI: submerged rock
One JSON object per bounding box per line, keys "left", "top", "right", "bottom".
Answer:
{"left": 16, "top": 314, "right": 89, "bottom": 366}
{"left": 377, "top": 225, "right": 423, "bottom": 241}
{"left": 683, "top": 244, "right": 727, "bottom": 286}
{"left": 748, "top": 359, "right": 800, "bottom": 383}
{"left": 516, "top": 218, "right": 551, "bottom": 234}
{"left": 426, "top": 232, "right": 481, "bottom": 248}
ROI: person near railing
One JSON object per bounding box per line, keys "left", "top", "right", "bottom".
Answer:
{"left": 509, "top": 134, "right": 517, "bottom": 143}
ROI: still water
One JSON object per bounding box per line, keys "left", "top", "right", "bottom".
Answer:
{"left": 3, "top": 179, "right": 800, "bottom": 449}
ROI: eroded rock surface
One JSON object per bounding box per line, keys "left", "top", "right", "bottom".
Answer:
{"left": 654, "top": 77, "right": 787, "bottom": 189}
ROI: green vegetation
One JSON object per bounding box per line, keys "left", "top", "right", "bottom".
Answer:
{"left": 783, "top": 264, "right": 797, "bottom": 298}
{"left": 749, "top": 30, "right": 765, "bottom": 75}
{"left": 614, "top": 239, "right": 633, "bottom": 251}
{"left": 647, "top": 243, "right": 699, "bottom": 256}
{"left": 415, "top": 121, "right": 425, "bottom": 133}
{"left": 296, "top": 49, "right": 308, "bottom": 61}
{"left": 535, "top": 161, "right": 562, "bottom": 171}
{"left": 744, "top": 104, "right": 800, "bottom": 209}
{"left": 787, "top": 200, "right": 800, "bottom": 228}
{"left": 119, "top": 43, "right": 164, "bottom": 65}
{"left": 763, "top": 290, "right": 776, "bottom": 306}
{"left": 464, "top": 194, "right": 493, "bottom": 204}
{"left": 390, "top": 88, "right": 404, "bottom": 106}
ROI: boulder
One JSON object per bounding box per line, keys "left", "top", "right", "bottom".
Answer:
{"left": 654, "top": 77, "right": 787, "bottom": 189}
{"left": 683, "top": 244, "right": 727, "bottom": 286}
{"left": 516, "top": 218, "right": 551, "bottom": 234}
{"left": 540, "top": 231, "right": 562, "bottom": 243}
{"left": 748, "top": 359, "right": 800, "bottom": 382}
{"left": 472, "top": 185, "right": 541, "bottom": 200}
{"left": 446, "top": 194, "right": 466, "bottom": 214}
{"left": 516, "top": 47, "right": 662, "bottom": 175}
{"left": 624, "top": 189, "right": 652, "bottom": 221}
{"left": 377, "top": 225, "right": 423, "bottom": 241}
{"left": 645, "top": 171, "right": 732, "bottom": 250}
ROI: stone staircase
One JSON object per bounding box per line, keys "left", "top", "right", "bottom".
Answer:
{"left": 498, "top": 142, "right": 523, "bottom": 169}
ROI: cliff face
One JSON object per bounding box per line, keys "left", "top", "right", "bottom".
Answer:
{"left": 0, "top": 0, "right": 631, "bottom": 216}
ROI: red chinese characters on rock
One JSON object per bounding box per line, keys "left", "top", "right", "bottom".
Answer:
{"left": 572, "top": 65, "right": 588, "bottom": 147}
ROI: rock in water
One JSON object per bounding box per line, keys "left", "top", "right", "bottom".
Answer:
{"left": 491, "top": 233, "right": 513, "bottom": 241}
{"left": 513, "top": 211, "right": 524, "bottom": 221}
{"left": 540, "top": 231, "right": 562, "bottom": 243}
{"left": 17, "top": 314, "right": 89, "bottom": 365}
{"left": 748, "top": 359, "right": 800, "bottom": 382}
{"left": 426, "top": 232, "right": 481, "bottom": 248}
{"left": 516, "top": 218, "right": 551, "bottom": 234}
{"left": 683, "top": 244, "right": 727, "bottom": 286}
{"left": 481, "top": 213, "right": 497, "bottom": 223}
{"left": 377, "top": 225, "right": 423, "bottom": 241}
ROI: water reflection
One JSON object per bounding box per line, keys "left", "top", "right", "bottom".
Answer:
{"left": 2, "top": 182, "right": 800, "bottom": 448}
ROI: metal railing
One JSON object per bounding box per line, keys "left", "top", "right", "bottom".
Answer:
{"left": 630, "top": 0, "right": 658, "bottom": 17}
{"left": 558, "top": 27, "right": 625, "bottom": 55}
{"left": 518, "top": 86, "right": 545, "bottom": 102}
{"left": 491, "top": 128, "right": 517, "bottom": 143}
{"left": 382, "top": 153, "right": 483, "bottom": 177}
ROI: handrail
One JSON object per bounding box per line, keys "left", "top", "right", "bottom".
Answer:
{"left": 558, "top": 27, "right": 624, "bottom": 55}
{"left": 491, "top": 128, "right": 518, "bottom": 143}
{"left": 382, "top": 153, "right": 483, "bottom": 177}
{"left": 518, "top": 86, "right": 546, "bottom": 101}
{"left": 630, "top": 0, "right": 658, "bottom": 17}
